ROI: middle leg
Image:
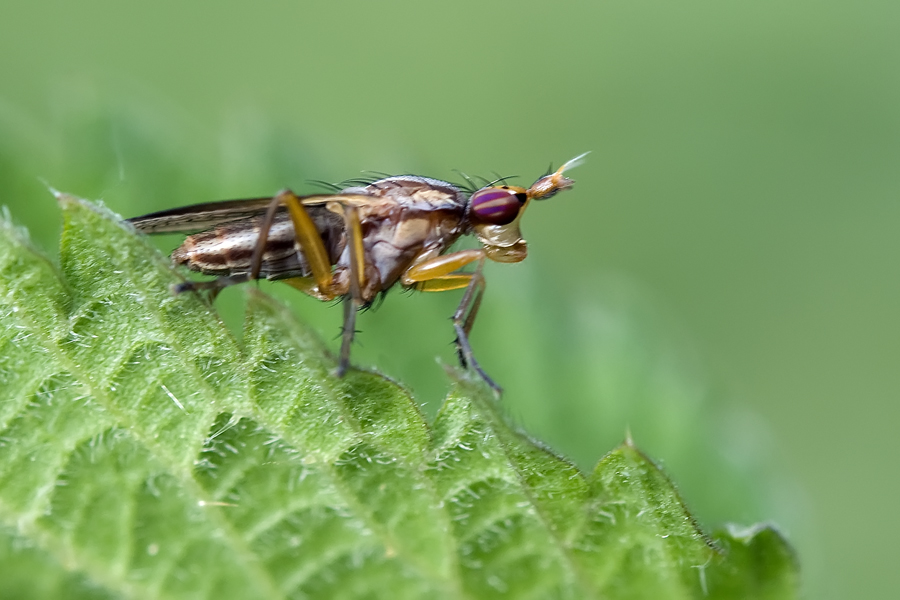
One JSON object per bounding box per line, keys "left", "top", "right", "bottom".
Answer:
{"left": 333, "top": 203, "right": 367, "bottom": 377}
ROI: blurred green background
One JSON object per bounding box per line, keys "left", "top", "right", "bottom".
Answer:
{"left": 1, "top": 0, "right": 897, "bottom": 597}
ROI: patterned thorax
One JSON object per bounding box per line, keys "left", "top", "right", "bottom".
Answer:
{"left": 338, "top": 176, "right": 469, "bottom": 298}
{"left": 340, "top": 175, "right": 468, "bottom": 211}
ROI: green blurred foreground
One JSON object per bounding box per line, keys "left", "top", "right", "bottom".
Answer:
{"left": 0, "top": 196, "right": 797, "bottom": 598}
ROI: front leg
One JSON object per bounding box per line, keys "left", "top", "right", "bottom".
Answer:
{"left": 451, "top": 262, "right": 498, "bottom": 392}
{"left": 403, "top": 249, "right": 500, "bottom": 393}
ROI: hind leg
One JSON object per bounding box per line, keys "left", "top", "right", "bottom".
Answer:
{"left": 330, "top": 203, "right": 367, "bottom": 377}
{"left": 176, "top": 189, "right": 339, "bottom": 300}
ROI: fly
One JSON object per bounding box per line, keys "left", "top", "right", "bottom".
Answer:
{"left": 127, "top": 153, "right": 587, "bottom": 392}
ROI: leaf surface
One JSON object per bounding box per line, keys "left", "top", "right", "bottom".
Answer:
{"left": 0, "top": 196, "right": 798, "bottom": 599}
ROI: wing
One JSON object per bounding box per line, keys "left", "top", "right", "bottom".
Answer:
{"left": 126, "top": 194, "right": 376, "bottom": 234}
{"left": 127, "top": 197, "right": 278, "bottom": 234}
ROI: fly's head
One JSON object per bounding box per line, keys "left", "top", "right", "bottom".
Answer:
{"left": 469, "top": 152, "right": 588, "bottom": 263}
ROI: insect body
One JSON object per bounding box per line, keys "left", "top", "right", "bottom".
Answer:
{"left": 127, "top": 153, "right": 587, "bottom": 392}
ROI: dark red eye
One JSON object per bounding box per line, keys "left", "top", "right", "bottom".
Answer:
{"left": 470, "top": 188, "right": 525, "bottom": 225}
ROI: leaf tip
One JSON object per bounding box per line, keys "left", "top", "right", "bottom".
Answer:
{"left": 0, "top": 205, "right": 32, "bottom": 244}
{"left": 440, "top": 361, "right": 503, "bottom": 400}
{"left": 624, "top": 424, "right": 635, "bottom": 447}
{"left": 52, "top": 190, "right": 87, "bottom": 209}
{"left": 41, "top": 179, "right": 63, "bottom": 201}
{"left": 723, "top": 521, "right": 790, "bottom": 545}
{"left": 41, "top": 183, "right": 103, "bottom": 219}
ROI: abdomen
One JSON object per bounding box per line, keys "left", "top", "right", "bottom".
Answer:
{"left": 172, "top": 211, "right": 346, "bottom": 280}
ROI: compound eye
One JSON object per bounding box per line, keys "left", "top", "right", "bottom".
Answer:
{"left": 470, "top": 187, "right": 524, "bottom": 225}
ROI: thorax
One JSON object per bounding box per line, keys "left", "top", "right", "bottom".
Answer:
{"left": 340, "top": 176, "right": 469, "bottom": 294}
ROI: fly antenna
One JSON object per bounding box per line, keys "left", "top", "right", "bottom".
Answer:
{"left": 527, "top": 152, "right": 590, "bottom": 200}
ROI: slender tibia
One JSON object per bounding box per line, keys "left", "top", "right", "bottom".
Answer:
{"left": 336, "top": 298, "right": 357, "bottom": 376}
{"left": 334, "top": 204, "right": 366, "bottom": 377}
{"left": 450, "top": 258, "right": 500, "bottom": 393}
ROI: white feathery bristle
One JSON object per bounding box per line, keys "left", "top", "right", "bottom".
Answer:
{"left": 560, "top": 151, "right": 590, "bottom": 173}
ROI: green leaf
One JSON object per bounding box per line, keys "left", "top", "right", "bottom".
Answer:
{"left": 0, "top": 195, "right": 798, "bottom": 598}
